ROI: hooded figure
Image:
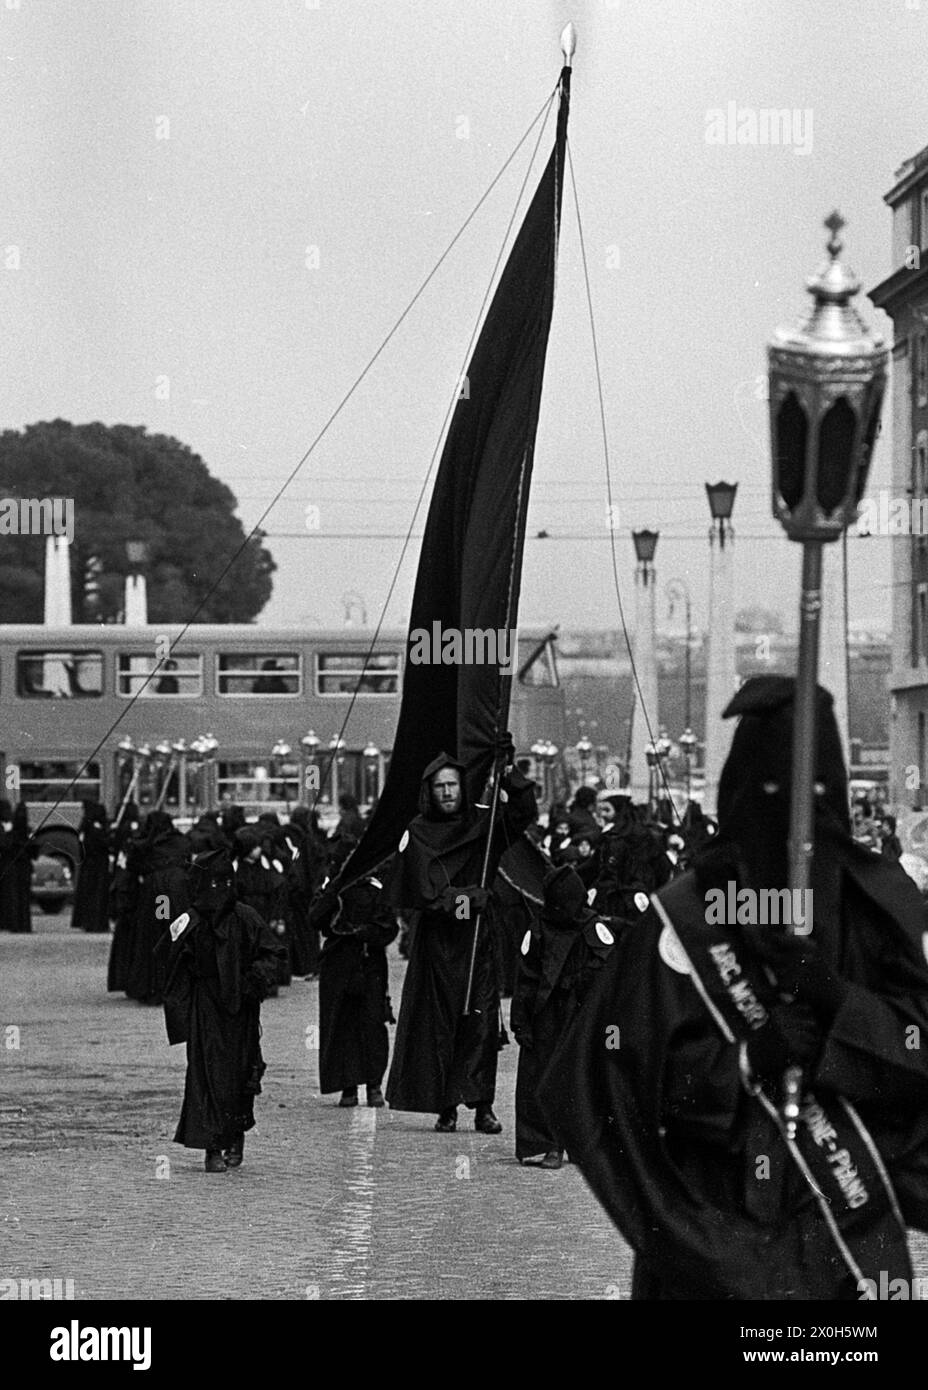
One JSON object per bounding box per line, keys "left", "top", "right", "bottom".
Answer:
{"left": 124, "top": 811, "right": 190, "bottom": 1005}
{"left": 318, "top": 873, "right": 398, "bottom": 1106}
{"left": 156, "top": 848, "right": 285, "bottom": 1173}
{"left": 232, "top": 825, "right": 289, "bottom": 991}
{"left": 594, "top": 794, "right": 672, "bottom": 920}
{"left": 539, "top": 676, "right": 928, "bottom": 1300}
{"left": 107, "top": 802, "right": 143, "bottom": 991}
{"left": 71, "top": 800, "right": 111, "bottom": 933}
{"left": 511, "top": 865, "right": 617, "bottom": 1167}
{"left": 385, "top": 749, "right": 537, "bottom": 1132}
{"left": 2, "top": 802, "right": 38, "bottom": 933}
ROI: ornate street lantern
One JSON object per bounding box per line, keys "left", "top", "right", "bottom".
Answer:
{"left": 769, "top": 212, "right": 887, "bottom": 543}
{"left": 632, "top": 528, "right": 659, "bottom": 566}
{"left": 363, "top": 740, "right": 381, "bottom": 804}
{"left": 705, "top": 481, "right": 738, "bottom": 547}
{"left": 767, "top": 212, "right": 888, "bottom": 1138}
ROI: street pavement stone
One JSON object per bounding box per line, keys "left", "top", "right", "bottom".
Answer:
{"left": 3, "top": 921, "right": 926, "bottom": 1301}
{"left": 1, "top": 921, "right": 630, "bottom": 1301}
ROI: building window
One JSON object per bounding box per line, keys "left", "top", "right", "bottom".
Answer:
{"left": 918, "top": 584, "right": 928, "bottom": 666}
{"left": 117, "top": 653, "right": 203, "bottom": 697}
{"left": 217, "top": 759, "right": 301, "bottom": 806}
{"left": 921, "top": 189, "right": 928, "bottom": 251}
{"left": 18, "top": 759, "right": 101, "bottom": 801}
{"left": 16, "top": 651, "right": 103, "bottom": 698}
{"left": 918, "top": 332, "right": 928, "bottom": 408}
{"left": 316, "top": 652, "right": 400, "bottom": 695}
{"left": 217, "top": 654, "right": 301, "bottom": 696}
{"left": 920, "top": 713, "right": 927, "bottom": 810}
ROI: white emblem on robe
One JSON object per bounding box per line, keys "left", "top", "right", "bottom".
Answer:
{"left": 595, "top": 921, "right": 614, "bottom": 946}
{"left": 658, "top": 922, "right": 690, "bottom": 975}
{"left": 169, "top": 912, "right": 191, "bottom": 943}
{"left": 520, "top": 929, "right": 532, "bottom": 956}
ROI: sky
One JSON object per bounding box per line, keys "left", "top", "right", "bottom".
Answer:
{"left": 0, "top": 0, "right": 922, "bottom": 640}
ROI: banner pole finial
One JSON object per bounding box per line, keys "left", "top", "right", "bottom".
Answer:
{"left": 560, "top": 22, "right": 577, "bottom": 67}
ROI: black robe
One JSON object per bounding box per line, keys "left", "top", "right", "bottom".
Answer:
{"left": 318, "top": 895, "right": 398, "bottom": 1093}
{"left": 234, "top": 854, "right": 290, "bottom": 986}
{"left": 0, "top": 820, "right": 35, "bottom": 933}
{"left": 124, "top": 824, "right": 190, "bottom": 1005}
{"left": 538, "top": 848, "right": 928, "bottom": 1299}
{"left": 71, "top": 822, "right": 111, "bottom": 933}
{"left": 511, "top": 911, "right": 617, "bottom": 1159}
{"left": 157, "top": 902, "right": 285, "bottom": 1150}
{"left": 107, "top": 820, "right": 142, "bottom": 993}
{"left": 386, "top": 761, "right": 537, "bottom": 1114}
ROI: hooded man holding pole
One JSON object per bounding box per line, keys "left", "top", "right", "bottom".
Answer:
{"left": 539, "top": 679, "right": 928, "bottom": 1298}
{"left": 385, "top": 746, "right": 537, "bottom": 1133}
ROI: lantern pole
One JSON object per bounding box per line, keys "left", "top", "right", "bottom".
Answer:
{"left": 768, "top": 211, "right": 888, "bottom": 1139}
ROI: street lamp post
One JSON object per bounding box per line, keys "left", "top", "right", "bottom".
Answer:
{"left": 300, "top": 730, "right": 320, "bottom": 805}
{"left": 679, "top": 726, "right": 697, "bottom": 803}
{"left": 629, "top": 529, "right": 660, "bottom": 803}
{"left": 363, "top": 740, "right": 381, "bottom": 806}
{"left": 644, "top": 740, "right": 658, "bottom": 814}
{"left": 666, "top": 578, "right": 694, "bottom": 735}
{"left": 329, "top": 734, "right": 347, "bottom": 807}
{"left": 271, "top": 739, "right": 292, "bottom": 811}
{"left": 767, "top": 210, "right": 887, "bottom": 1138}
{"left": 575, "top": 735, "right": 593, "bottom": 789}
{"left": 703, "top": 481, "right": 739, "bottom": 817}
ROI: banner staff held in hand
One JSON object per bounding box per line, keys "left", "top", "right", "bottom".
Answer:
{"left": 766, "top": 211, "right": 888, "bottom": 1136}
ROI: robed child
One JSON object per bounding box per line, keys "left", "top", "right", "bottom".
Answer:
{"left": 511, "top": 864, "right": 617, "bottom": 1168}
{"left": 318, "top": 873, "right": 398, "bottom": 1108}
{"left": 157, "top": 848, "right": 285, "bottom": 1173}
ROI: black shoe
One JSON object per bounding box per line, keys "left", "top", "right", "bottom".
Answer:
{"left": 474, "top": 1105, "right": 502, "bottom": 1135}
{"left": 367, "top": 1085, "right": 385, "bottom": 1108}
{"left": 434, "top": 1107, "right": 457, "bottom": 1132}
{"left": 539, "top": 1149, "right": 563, "bottom": 1169}
{"left": 205, "top": 1149, "right": 227, "bottom": 1173}
{"left": 223, "top": 1134, "right": 244, "bottom": 1168}
{"left": 339, "top": 1087, "right": 359, "bottom": 1108}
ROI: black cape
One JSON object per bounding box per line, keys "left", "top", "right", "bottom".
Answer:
{"left": 157, "top": 901, "right": 285, "bottom": 1150}
{"left": 538, "top": 848, "right": 928, "bottom": 1299}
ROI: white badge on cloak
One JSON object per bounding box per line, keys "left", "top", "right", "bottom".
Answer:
{"left": 594, "top": 921, "right": 614, "bottom": 946}
{"left": 169, "top": 912, "right": 191, "bottom": 943}
{"left": 923, "top": 931, "right": 928, "bottom": 968}
{"left": 658, "top": 922, "right": 690, "bottom": 976}
{"left": 634, "top": 890, "right": 650, "bottom": 913}
{"left": 399, "top": 830, "right": 409, "bottom": 853}
{"left": 520, "top": 929, "right": 532, "bottom": 956}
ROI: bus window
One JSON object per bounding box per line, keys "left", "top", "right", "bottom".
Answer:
{"left": 19, "top": 760, "right": 102, "bottom": 801}
{"left": 117, "top": 653, "right": 203, "bottom": 697}
{"left": 217, "top": 654, "right": 301, "bottom": 696}
{"left": 17, "top": 651, "right": 103, "bottom": 698}
{"left": 316, "top": 652, "right": 400, "bottom": 695}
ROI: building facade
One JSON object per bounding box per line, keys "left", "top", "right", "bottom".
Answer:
{"left": 870, "top": 142, "right": 928, "bottom": 810}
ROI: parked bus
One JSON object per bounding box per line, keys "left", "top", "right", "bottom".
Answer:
{"left": 0, "top": 623, "right": 566, "bottom": 863}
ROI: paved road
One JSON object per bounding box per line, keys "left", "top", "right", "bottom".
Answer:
{"left": 1, "top": 918, "right": 630, "bottom": 1301}
{"left": 4, "top": 919, "right": 926, "bottom": 1302}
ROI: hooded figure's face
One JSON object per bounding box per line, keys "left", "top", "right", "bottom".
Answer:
{"left": 543, "top": 865, "right": 587, "bottom": 923}
{"left": 431, "top": 767, "right": 462, "bottom": 817}
{"left": 190, "top": 867, "right": 235, "bottom": 916}
{"left": 716, "top": 675, "right": 849, "bottom": 890}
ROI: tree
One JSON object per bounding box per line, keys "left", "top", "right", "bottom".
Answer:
{"left": 0, "top": 421, "right": 275, "bottom": 623}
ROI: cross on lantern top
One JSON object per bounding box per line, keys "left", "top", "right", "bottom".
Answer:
{"left": 824, "top": 209, "right": 845, "bottom": 259}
